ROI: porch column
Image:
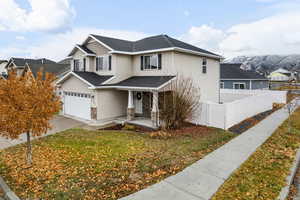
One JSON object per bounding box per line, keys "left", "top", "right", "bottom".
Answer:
{"left": 151, "top": 91, "right": 159, "bottom": 127}
{"left": 127, "top": 90, "right": 135, "bottom": 120}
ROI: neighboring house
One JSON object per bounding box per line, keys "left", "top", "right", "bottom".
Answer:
{"left": 57, "top": 34, "right": 222, "bottom": 126}
{"left": 221, "top": 63, "right": 269, "bottom": 90}
{"left": 268, "top": 68, "right": 295, "bottom": 82}
{"left": 0, "top": 60, "right": 8, "bottom": 76}
{"left": 5, "top": 57, "right": 70, "bottom": 79}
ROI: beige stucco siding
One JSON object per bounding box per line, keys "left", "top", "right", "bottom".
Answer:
{"left": 132, "top": 51, "right": 174, "bottom": 76}
{"left": 86, "top": 38, "right": 110, "bottom": 55}
{"left": 173, "top": 52, "right": 220, "bottom": 102}
{"left": 104, "top": 54, "right": 133, "bottom": 84}
{"left": 96, "top": 89, "right": 127, "bottom": 120}
{"left": 60, "top": 75, "right": 92, "bottom": 93}
{"left": 132, "top": 51, "right": 220, "bottom": 102}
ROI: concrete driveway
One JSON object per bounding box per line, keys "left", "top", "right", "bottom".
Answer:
{"left": 0, "top": 115, "right": 84, "bottom": 150}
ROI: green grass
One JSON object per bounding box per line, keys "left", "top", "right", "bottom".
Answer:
{"left": 212, "top": 107, "right": 300, "bottom": 200}
{"left": 0, "top": 127, "right": 234, "bottom": 200}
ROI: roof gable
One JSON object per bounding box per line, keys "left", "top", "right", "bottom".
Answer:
{"left": 78, "top": 34, "right": 221, "bottom": 58}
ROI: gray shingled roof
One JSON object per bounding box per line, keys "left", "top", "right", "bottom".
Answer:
{"left": 10, "top": 57, "right": 56, "bottom": 67}
{"left": 28, "top": 63, "right": 70, "bottom": 79}
{"left": 104, "top": 76, "right": 175, "bottom": 88}
{"left": 221, "top": 63, "right": 268, "bottom": 80}
{"left": 77, "top": 45, "right": 95, "bottom": 55}
{"left": 73, "top": 71, "right": 113, "bottom": 86}
{"left": 90, "top": 34, "right": 219, "bottom": 56}
{"left": 0, "top": 60, "right": 7, "bottom": 64}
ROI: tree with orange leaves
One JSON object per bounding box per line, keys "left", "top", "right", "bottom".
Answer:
{"left": 0, "top": 70, "right": 61, "bottom": 165}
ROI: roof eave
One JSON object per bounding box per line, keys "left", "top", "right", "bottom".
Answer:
{"left": 109, "top": 47, "right": 222, "bottom": 59}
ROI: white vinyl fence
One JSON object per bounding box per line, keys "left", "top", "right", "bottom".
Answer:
{"left": 192, "top": 89, "right": 287, "bottom": 129}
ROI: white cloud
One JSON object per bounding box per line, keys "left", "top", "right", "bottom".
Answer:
{"left": 16, "top": 36, "right": 25, "bottom": 40}
{"left": 220, "top": 12, "right": 300, "bottom": 57}
{"left": 180, "top": 25, "right": 226, "bottom": 54}
{"left": 181, "top": 11, "right": 300, "bottom": 58}
{"left": 0, "top": 0, "right": 75, "bottom": 32}
{"left": 26, "top": 28, "right": 148, "bottom": 61}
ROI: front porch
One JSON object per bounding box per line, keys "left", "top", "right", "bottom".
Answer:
{"left": 126, "top": 90, "right": 160, "bottom": 128}
{"left": 114, "top": 116, "right": 158, "bottom": 130}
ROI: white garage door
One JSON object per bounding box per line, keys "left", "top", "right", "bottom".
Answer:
{"left": 64, "top": 91, "right": 91, "bottom": 120}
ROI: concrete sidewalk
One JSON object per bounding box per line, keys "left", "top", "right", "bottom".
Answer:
{"left": 120, "top": 105, "right": 296, "bottom": 200}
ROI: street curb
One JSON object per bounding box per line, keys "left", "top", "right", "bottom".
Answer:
{"left": 277, "top": 148, "right": 300, "bottom": 200}
{"left": 0, "top": 177, "right": 20, "bottom": 200}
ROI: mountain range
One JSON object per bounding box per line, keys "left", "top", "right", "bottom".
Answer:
{"left": 225, "top": 55, "right": 300, "bottom": 74}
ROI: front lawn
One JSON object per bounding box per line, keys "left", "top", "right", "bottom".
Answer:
{"left": 0, "top": 126, "right": 235, "bottom": 199}
{"left": 212, "top": 107, "right": 300, "bottom": 200}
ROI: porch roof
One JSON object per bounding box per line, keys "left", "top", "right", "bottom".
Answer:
{"left": 98, "top": 76, "right": 176, "bottom": 90}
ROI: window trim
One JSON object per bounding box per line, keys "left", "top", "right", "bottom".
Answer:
{"left": 73, "top": 59, "right": 81, "bottom": 71}
{"left": 96, "top": 55, "right": 111, "bottom": 71}
{"left": 141, "top": 54, "right": 161, "bottom": 71}
{"left": 233, "top": 82, "right": 246, "bottom": 90}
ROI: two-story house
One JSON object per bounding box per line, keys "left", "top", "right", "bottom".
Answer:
{"left": 57, "top": 34, "right": 222, "bottom": 127}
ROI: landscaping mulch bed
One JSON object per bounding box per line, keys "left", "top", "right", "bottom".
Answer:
{"left": 100, "top": 123, "right": 155, "bottom": 133}
{"left": 228, "top": 109, "right": 276, "bottom": 134}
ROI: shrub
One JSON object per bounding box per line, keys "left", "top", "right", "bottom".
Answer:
{"left": 159, "top": 76, "right": 201, "bottom": 130}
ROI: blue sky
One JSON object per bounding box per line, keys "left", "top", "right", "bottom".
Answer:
{"left": 0, "top": 0, "right": 300, "bottom": 60}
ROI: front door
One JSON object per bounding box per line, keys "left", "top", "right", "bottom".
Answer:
{"left": 134, "top": 92, "right": 143, "bottom": 115}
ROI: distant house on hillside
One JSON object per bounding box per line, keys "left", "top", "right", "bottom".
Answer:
{"left": 5, "top": 57, "right": 70, "bottom": 79}
{"left": 268, "top": 68, "right": 296, "bottom": 82}
{"left": 221, "top": 63, "right": 269, "bottom": 90}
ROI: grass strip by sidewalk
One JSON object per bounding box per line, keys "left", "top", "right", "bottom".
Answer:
{"left": 212, "top": 107, "right": 300, "bottom": 200}
{"left": 0, "top": 126, "right": 235, "bottom": 200}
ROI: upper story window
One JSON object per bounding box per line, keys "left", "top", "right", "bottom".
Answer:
{"left": 73, "top": 59, "right": 86, "bottom": 72}
{"left": 202, "top": 58, "right": 207, "bottom": 74}
{"left": 96, "top": 55, "right": 111, "bottom": 71}
{"left": 141, "top": 54, "right": 162, "bottom": 71}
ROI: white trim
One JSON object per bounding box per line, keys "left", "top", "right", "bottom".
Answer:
{"left": 88, "top": 35, "right": 114, "bottom": 51}
{"left": 56, "top": 71, "right": 95, "bottom": 88}
{"left": 110, "top": 47, "right": 222, "bottom": 59}
{"left": 94, "top": 85, "right": 159, "bottom": 91}
{"left": 101, "top": 76, "right": 115, "bottom": 84}
{"left": 142, "top": 54, "right": 159, "bottom": 71}
{"left": 68, "top": 45, "right": 96, "bottom": 57}
{"left": 157, "top": 76, "right": 176, "bottom": 90}
{"left": 94, "top": 77, "right": 176, "bottom": 91}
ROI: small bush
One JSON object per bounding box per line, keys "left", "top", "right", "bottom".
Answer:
{"left": 122, "top": 124, "right": 136, "bottom": 131}
{"left": 159, "top": 75, "right": 201, "bottom": 130}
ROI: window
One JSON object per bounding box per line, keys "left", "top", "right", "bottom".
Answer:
{"left": 96, "top": 55, "right": 111, "bottom": 71}
{"left": 73, "top": 59, "right": 80, "bottom": 71}
{"left": 141, "top": 54, "right": 162, "bottom": 70}
{"left": 220, "top": 82, "right": 224, "bottom": 89}
{"left": 202, "top": 58, "right": 207, "bottom": 74}
{"left": 233, "top": 82, "right": 246, "bottom": 89}
{"left": 73, "top": 59, "right": 85, "bottom": 71}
